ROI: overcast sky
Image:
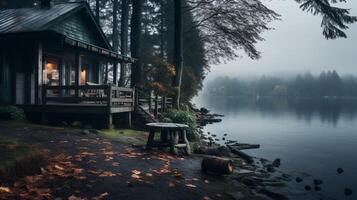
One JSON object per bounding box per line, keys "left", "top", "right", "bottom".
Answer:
{"left": 207, "top": 0, "right": 357, "bottom": 80}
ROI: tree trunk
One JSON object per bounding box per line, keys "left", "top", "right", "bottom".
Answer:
{"left": 112, "top": 0, "right": 119, "bottom": 51}
{"left": 119, "top": 0, "right": 129, "bottom": 86}
{"left": 173, "top": 0, "right": 183, "bottom": 109}
{"left": 130, "top": 0, "right": 143, "bottom": 87}
{"left": 112, "top": 0, "right": 119, "bottom": 85}
{"left": 95, "top": 0, "right": 100, "bottom": 24}
{"left": 160, "top": 1, "right": 165, "bottom": 59}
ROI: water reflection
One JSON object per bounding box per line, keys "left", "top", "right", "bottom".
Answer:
{"left": 196, "top": 95, "right": 357, "bottom": 200}
{"left": 199, "top": 96, "right": 357, "bottom": 127}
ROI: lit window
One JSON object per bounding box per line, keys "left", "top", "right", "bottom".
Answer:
{"left": 43, "top": 57, "right": 59, "bottom": 85}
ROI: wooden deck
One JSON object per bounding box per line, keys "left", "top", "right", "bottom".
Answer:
{"left": 38, "top": 84, "right": 134, "bottom": 114}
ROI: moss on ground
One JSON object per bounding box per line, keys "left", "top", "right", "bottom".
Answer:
{"left": 99, "top": 129, "right": 148, "bottom": 145}
{"left": 0, "top": 137, "right": 44, "bottom": 179}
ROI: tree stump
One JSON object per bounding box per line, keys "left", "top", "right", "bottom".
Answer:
{"left": 201, "top": 157, "right": 234, "bottom": 175}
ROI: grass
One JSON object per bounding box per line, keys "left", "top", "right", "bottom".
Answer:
{"left": 0, "top": 137, "right": 45, "bottom": 179}
{"left": 99, "top": 129, "right": 149, "bottom": 145}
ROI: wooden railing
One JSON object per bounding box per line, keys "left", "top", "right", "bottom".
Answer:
{"left": 42, "top": 84, "right": 134, "bottom": 108}
{"left": 136, "top": 89, "right": 173, "bottom": 118}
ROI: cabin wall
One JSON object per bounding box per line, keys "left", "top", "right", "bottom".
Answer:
{"left": 0, "top": 49, "right": 11, "bottom": 104}
{"left": 14, "top": 46, "right": 36, "bottom": 105}
{"left": 15, "top": 73, "right": 25, "bottom": 104}
{"left": 50, "top": 12, "right": 105, "bottom": 48}
{"left": 1, "top": 42, "right": 38, "bottom": 105}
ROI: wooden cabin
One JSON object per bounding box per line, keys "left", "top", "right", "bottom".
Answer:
{"left": 0, "top": 0, "right": 135, "bottom": 128}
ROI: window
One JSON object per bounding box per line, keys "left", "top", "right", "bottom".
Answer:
{"left": 43, "top": 57, "right": 59, "bottom": 85}
{"left": 81, "top": 65, "right": 88, "bottom": 85}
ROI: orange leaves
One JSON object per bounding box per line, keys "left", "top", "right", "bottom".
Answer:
{"left": 172, "top": 169, "right": 184, "bottom": 179}
{"left": 74, "top": 168, "right": 84, "bottom": 174}
{"left": 79, "top": 151, "right": 96, "bottom": 157}
{"left": 131, "top": 169, "right": 142, "bottom": 180}
{"left": 68, "top": 195, "right": 87, "bottom": 200}
{"left": 131, "top": 170, "right": 141, "bottom": 175}
{"left": 87, "top": 160, "right": 96, "bottom": 164}
{"left": 131, "top": 174, "right": 141, "bottom": 179}
{"left": 92, "top": 192, "right": 109, "bottom": 200}
{"left": 104, "top": 156, "right": 113, "bottom": 162}
{"left": 88, "top": 169, "right": 119, "bottom": 177}
{"left": 119, "top": 151, "right": 146, "bottom": 159}
{"left": 145, "top": 173, "right": 153, "bottom": 177}
{"left": 54, "top": 164, "right": 64, "bottom": 171}
{"left": 99, "top": 171, "right": 118, "bottom": 177}
{"left": 185, "top": 184, "right": 197, "bottom": 188}
{"left": 0, "top": 186, "right": 10, "bottom": 193}
{"left": 103, "top": 151, "right": 114, "bottom": 156}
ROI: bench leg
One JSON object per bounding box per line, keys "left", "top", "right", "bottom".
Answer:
{"left": 182, "top": 130, "right": 191, "bottom": 155}
{"left": 160, "top": 130, "right": 169, "bottom": 151}
{"left": 170, "top": 131, "right": 179, "bottom": 154}
{"left": 146, "top": 130, "right": 155, "bottom": 150}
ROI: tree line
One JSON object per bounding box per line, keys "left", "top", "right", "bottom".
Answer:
{"left": 1, "top": 0, "right": 356, "bottom": 105}
{"left": 205, "top": 71, "right": 357, "bottom": 98}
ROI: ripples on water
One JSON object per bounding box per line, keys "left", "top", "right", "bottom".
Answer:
{"left": 194, "top": 96, "right": 357, "bottom": 200}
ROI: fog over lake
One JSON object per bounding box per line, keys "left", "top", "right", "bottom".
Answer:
{"left": 195, "top": 2, "right": 357, "bottom": 198}
{"left": 209, "top": 0, "right": 357, "bottom": 80}
{"left": 193, "top": 95, "right": 357, "bottom": 200}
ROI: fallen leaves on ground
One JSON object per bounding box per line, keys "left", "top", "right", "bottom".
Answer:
{"left": 185, "top": 184, "right": 197, "bottom": 188}
{"left": 92, "top": 192, "right": 109, "bottom": 200}
{"left": 0, "top": 186, "right": 10, "bottom": 193}
{"left": 68, "top": 194, "right": 87, "bottom": 200}
{"left": 0, "top": 137, "right": 190, "bottom": 199}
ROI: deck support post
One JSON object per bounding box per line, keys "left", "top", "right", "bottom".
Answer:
{"left": 127, "top": 112, "right": 132, "bottom": 128}
{"left": 34, "top": 42, "right": 43, "bottom": 105}
{"left": 113, "top": 62, "right": 118, "bottom": 86}
{"left": 75, "top": 51, "right": 82, "bottom": 97}
{"left": 59, "top": 59, "right": 65, "bottom": 97}
{"left": 104, "top": 63, "right": 108, "bottom": 84}
{"left": 106, "top": 114, "right": 113, "bottom": 129}
{"left": 154, "top": 94, "right": 158, "bottom": 118}
{"left": 162, "top": 96, "right": 167, "bottom": 112}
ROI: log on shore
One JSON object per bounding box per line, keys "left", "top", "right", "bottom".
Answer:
{"left": 229, "top": 143, "right": 260, "bottom": 150}
{"left": 201, "top": 157, "right": 234, "bottom": 175}
{"left": 227, "top": 145, "right": 254, "bottom": 163}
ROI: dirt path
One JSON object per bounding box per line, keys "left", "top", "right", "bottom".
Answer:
{"left": 0, "top": 122, "right": 253, "bottom": 200}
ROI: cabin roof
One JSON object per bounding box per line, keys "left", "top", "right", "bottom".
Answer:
{"left": 0, "top": 2, "right": 111, "bottom": 50}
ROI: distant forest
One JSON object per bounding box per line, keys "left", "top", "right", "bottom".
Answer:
{"left": 205, "top": 71, "right": 357, "bottom": 98}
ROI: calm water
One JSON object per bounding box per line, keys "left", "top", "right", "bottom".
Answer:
{"left": 193, "top": 96, "right": 357, "bottom": 200}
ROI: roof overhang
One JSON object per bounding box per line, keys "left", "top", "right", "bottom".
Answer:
{"left": 61, "top": 36, "right": 135, "bottom": 63}
{"left": 0, "top": 30, "right": 136, "bottom": 63}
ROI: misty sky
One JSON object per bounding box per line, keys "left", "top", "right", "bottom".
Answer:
{"left": 207, "top": 0, "right": 357, "bottom": 80}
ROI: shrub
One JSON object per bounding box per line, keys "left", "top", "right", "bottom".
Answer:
{"left": 0, "top": 137, "right": 45, "bottom": 178}
{"left": 0, "top": 106, "right": 26, "bottom": 121}
{"left": 161, "top": 109, "right": 198, "bottom": 141}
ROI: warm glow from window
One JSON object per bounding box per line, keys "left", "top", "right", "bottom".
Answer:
{"left": 81, "top": 68, "right": 86, "bottom": 85}
{"left": 43, "top": 58, "right": 59, "bottom": 85}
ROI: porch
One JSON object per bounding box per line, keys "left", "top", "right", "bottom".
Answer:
{"left": 42, "top": 84, "right": 134, "bottom": 114}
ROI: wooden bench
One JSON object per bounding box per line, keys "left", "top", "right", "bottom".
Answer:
{"left": 145, "top": 123, "right": 191, "bottom": 155}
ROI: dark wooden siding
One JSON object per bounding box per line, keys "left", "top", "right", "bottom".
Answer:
{"left": 0, "top": 48, "right": 11, "bottom": 104}
{"left": 50, "top": 12, "right": 102, "bottom": 47}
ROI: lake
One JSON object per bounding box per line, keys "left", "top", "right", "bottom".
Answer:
{"left": 193, "top": 95, "right": 357, "bottom": 200}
